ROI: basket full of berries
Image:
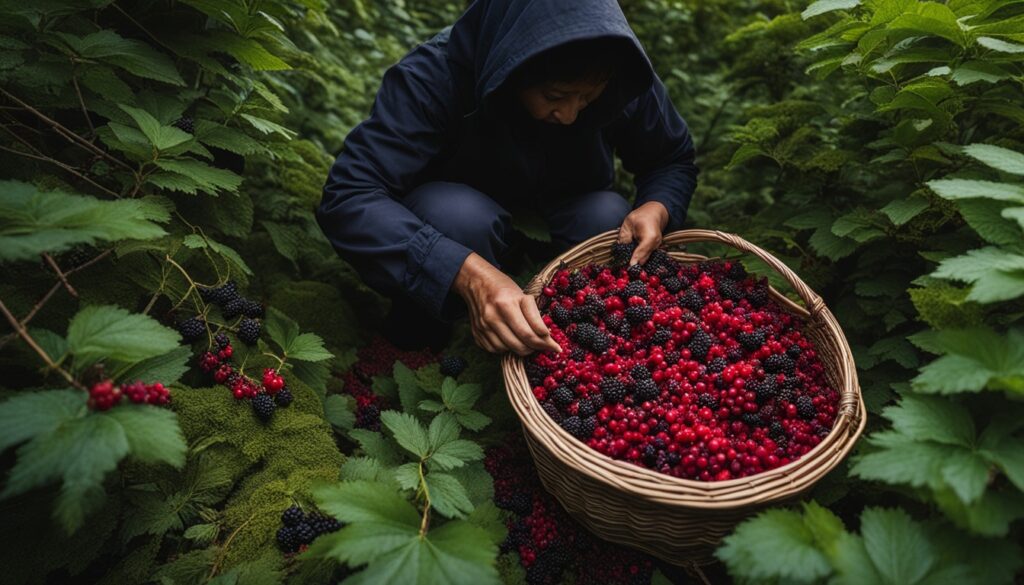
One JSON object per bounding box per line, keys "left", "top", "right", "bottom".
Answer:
{"left": 501, "top": 229, "right": 865, "bottom": 565}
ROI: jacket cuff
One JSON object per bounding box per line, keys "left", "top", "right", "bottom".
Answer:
{"left": 635, "top": 192, "right": 685, "bottom": 232}
{"left": 404, "top": 224, "right": 473, "bottom": 321}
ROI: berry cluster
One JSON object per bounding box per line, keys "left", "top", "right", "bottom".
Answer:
{"left": 529, "top": 243, "right": 838, "bottom": 481}
{"left": 87, "top": 379, "right": 171, "bottom": 411}
{"left": 487, "top": 441, "right": 655, "bottom": 585}
{"left": 275, "top": 504, "right": 341, "bottom": 554}
{"left": 339, "top": 336, "right": 438, "bottom": 431}
{"left": 439, "top": 355, "right": 468, "bottom": 378}
{"left": 198, "top": 332, "right": 293, "bottom": 422}
{"left": 197, "top": 280, "right": 264, "bottom": 346}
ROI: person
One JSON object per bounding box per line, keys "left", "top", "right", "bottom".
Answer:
{"left": 316, "top": 0, "right": 698, "bottom": 355}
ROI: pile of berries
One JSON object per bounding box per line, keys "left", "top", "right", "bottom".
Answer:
{"left": 339, "top": 336, "right": 438, "bottom": 431}
{"left": 196, "top": 280, "right": 264, "bottom": 345}
{"left": 527, "top": 243, "right": 839, "bottom": 481}
{"left": 198, "top": 332, "right": 293, "bottom": 422}
{"left": 87, "top": 379, "right": 171, "bottom": 411}
{"left": 275, "top": 504, "right": 341, "bottom": 554}
{"left": 487, "top": 441, "right": 655, "bottom": 585}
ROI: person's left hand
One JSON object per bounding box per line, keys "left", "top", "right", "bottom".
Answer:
{"left": 616, "top": 201, "right": 670, "bottom": 265}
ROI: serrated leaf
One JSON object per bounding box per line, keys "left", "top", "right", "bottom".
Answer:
{"left": 431, "top": 440, "right": 485, "bottom": 471}
{"left": 956, "top": 199, "right": 1022, "bottom": 245}
{"left": 883, "top": 394, "right": 974, "bottom": 446}
{"left": 119, "top": 104, "right": 192, "bottom": 150}
{"left": 802, "top": 0, "right": 860, "bottom": 19}
{"left": 184, "top": 523, "right": 219, "bottom": 545}
{"left": 118, "top": 346, "right": 192, "bottom": 385}
{"left": 940, "top": 450, "right": 990, "bottom": 504}
{"left": 927, "top": 179, "right": 1024, "bottom": 203}
{"left": 181, "top": 233, "right": 252, "bottom": 276}
{"left": 284, "top": 333, "right": 333, "bottom": 362}
{"left": 861, "top": 507, "right": 936, "bottom": 584}
{"left": 264, "top": 306, "right": 300, "bottom": 352}
{"left": 313, "top": 481, "right": 420, "bottom": 527}
{"left": 881, "top": 198, "right": 930, "bottom": 226}
{"left": 802, "top": 501, "right": 846, "bottom": 551}
{"left": 106, "top": 406, "right": 186, "bottom": 467}
{"left": 0, "top": 389, "right": 84, "bottom": 452}
{"left": 153, "top": 158, "right": 242, "bottom": 196}
{"left": 716, "top": 508, "right": 832, "bottom": 582}
{"left": 0, "top": 181, "right": 167, "bottom": 262}
{"left": 393, "top": 462, "right": 420, "bottom": 491}
{"left": 455, "top": 410, "right": 492, "bottom": 431}
{"left": 381, "top": 411, "right": 430, "bottom": 458}
{"left": 427, "top": 412, "right": 461, "bottom": 451}
{"left": 831, "top": 532, "right": 884, "bottom": 585}
{"left": 981, "top": 437, "right": 1024, "bottom": 493}
{"left": 809, "top": 226, "right": 858, "bottom": 260}
{"left": 1, "top": 413, "right": 129, "bottom": 532}
{"left": 348, "top": 429, "right": 402, "bottom": 466}
{"left": 239, "top": 113, "right": 296, "bottom": 139}
{"left": 425, "top": 472, "right": 473, "bottom": 518}
{"left": 324, "top": 395, "right": 355, "bottom": 430}
{"left": 307, "top": 521, "right": 417, "bottom": 567}
{"left": 419, "top": 400, "right": 444, "bottom": 413}
{"left": 442, "top": 382, "right": 483, "bottom": 413}
{"left": 931, "top": 247, "right": 1024, "bottom": 304}
{"left": 30, "top": 328, "right": 69, "bottom": 363}
{"left": 393, "top": 362, "right": 425, "bottom": 415}
{"left": 55, "top": 30, "right": 184, "bottom": 86}
{"left": 962, "top": 144, "right": 1024, "bottom": 175}
{"left": 934, "top": 487, "right": 1024, "bottom": 537}
{"left": 851, "top": 437, "right": 947, "bottom": 488}
{"left": 1002, "top": 207, "right": 1024, "bottom": 231}
{"left": 912, "top": 328, "right": 1024, "bottom": 393}
{"left": 977, "top": 36, "right": 1024, "bottom": 53}
{"left": 340, "top": 457, "right": 389, "bottom": 482}
{"left": 67, "top": 305, "right": 181, "bottom": 367}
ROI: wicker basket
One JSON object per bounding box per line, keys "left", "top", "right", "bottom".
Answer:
{"left": 501, "top": 229, "right": 866, "bottom": 565}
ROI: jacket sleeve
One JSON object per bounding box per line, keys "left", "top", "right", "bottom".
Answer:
{"left": 613, "top": 75, "right": 699, "bottom": 231}
{"left": 316, "top": 47, "right": 471, "bottom": 320}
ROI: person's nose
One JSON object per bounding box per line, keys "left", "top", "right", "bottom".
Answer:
{"left": 553, "top": 98, "right": 584, "bottom": 125}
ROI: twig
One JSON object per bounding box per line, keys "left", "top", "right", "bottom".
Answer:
{"left": 69, "top": 64, "right": 95, "bottom": 138}
{"left": 41, "top": 253, "right": 78, "bottom": 297}
{"left": 207, "top": 512, "right": 256, "bottom": 580}
{"left": 418, "top": 460, "right": 431, "bottom": 537}
{"left": 0, "top": 297, "right": 85, "bottom": 390}
{"left": 0, "top": 144, "right": 121, "bottom": 199}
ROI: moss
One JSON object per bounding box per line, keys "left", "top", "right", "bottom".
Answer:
{"left": 267, "top": 280, "right": 364, "bottom": 350}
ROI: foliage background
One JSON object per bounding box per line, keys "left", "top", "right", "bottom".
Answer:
{"left": 0, "top": 0, "right": 1022, "bottom": 583}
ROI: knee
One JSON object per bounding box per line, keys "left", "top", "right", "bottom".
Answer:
{"left": 578, "top": 191, "right": 631, "bottom": 234}
{"left": 404, "top": 182, "right": 510, "bottom": 253}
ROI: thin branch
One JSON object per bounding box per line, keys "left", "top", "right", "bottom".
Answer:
{"left": 111, "top": 4, "right": 177, "bottom": 54}
{"left": 208, "top": 512, "right": 256, "bottom": 580}
{"left": 0, "top": 297, "right": 85, "bottom": 390}
{"left": 69, "top": 64, "right": 96, "bottom": 138}
{"left": 41, "top": 253, "right": 78, "bottom": 297}
{"left": 0, "top": 144, "right": 122, "bottom": 198}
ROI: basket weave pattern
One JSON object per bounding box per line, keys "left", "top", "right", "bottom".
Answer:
{"left": 501, "top": 229, "right": 866, "bottom": 564}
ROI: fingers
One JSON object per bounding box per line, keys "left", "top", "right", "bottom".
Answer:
{"left": 617, "top": 220, "right": 635, "bottom": 244}
{"left": 630, "top": 223, "right": 662, "bottom": 266}
{"left": 501, "top": 301, "right": 558, "bottom": 355}
{"left": 521, "top": 297, "right": 561, "bottom": 353}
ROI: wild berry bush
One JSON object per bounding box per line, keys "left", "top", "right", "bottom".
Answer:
{"left": 0, "top": 0, "right": 1022, "bottom": 584}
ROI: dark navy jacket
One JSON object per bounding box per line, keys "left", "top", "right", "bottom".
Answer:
{"left": 317, "top": 0, "right": 698, "bottom": 320}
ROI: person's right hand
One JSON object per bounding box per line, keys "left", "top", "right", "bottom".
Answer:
{"left": 452, "top": 253, "right": 562, "bottom": 356}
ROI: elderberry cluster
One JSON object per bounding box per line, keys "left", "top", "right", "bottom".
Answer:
{"left": 530, "top": 245, "right": 839, "bottom": 481}
{"left": 198, "top": 332, "right": 293, "bottom": 422}
{"left": 275, "top": 504, "right": 341, "bottom": 554}
{"left": 87, "top": 379, "right": 171, "bottom": 411}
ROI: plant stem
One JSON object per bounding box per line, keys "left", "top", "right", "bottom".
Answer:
{"left": 0, "top": 297, "right": 85, "bottom": 390}
{"left": 418, "top": 460, "right": 431, "bottom": 537}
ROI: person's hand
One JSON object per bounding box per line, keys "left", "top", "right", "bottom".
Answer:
{"left": 617, "top": 201, "right": 670, "bottom": 265}
{"left": 452, "top": 253, "right": 562, "bottom": 356}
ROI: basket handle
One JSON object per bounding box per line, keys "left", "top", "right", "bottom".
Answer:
{"left": 661, "top": 229, "right": 826, "bottom": 318}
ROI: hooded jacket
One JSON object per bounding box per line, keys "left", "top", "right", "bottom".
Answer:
{"left": 317, "top": 0, "right": 698, "bottom": 320}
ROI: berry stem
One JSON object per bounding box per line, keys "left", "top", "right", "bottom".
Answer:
{"left": 208, "top": 511, "right": 256, "bottom": 580}
{"left": 417, "top": 460, "right": 431, "bottom": 538}
{"left": 261, "top": 352, "right": 286, "bottom": 370}
{"left": 0, "top": 297, "right": 86, "bottom": 391}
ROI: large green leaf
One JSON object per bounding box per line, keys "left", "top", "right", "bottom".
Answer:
{"left": 717, "top": 508, "right": 833, "bottom": 582}
{"left": 802, "top": 0, "right": 861, "bottom": 20}
{"left": 962, "top": 144, "right": 1024, "bottom": 175}
{"left": 861, "top": 508, "right": 936, "bottom": 584}
{"left": 381, "top": 411, "right": 430, "bottom": 458}
{"left": 313, "top": 481, "right": 420, "bottom": 527}
{"left": 153, "top": 159, "right": 242, "bottom": 196}
{"left": 66, "top": 305, "right": 181, "bottom": 367}
{"left": 425, "top": 472, "right": 474, "bottom": 518}
{"left": 931, "top": 247, "right": 1024, "bottom": 303}
{"left": 105, "top": 406, "right": 186, "bottom": 467}
{"left": 882, "top": 394, "right": 974, "bottom": 446}
{"left": 117, "top": 346, "right": 192, "bottom": 385}
{"left": 0, "top": 181, "right": 168, "bottom": 262}
{"left": 912, "top": 328, "right": 1024, "bottom": 394}
{"left": 927, "top": 179, "right": 1024, "bottom": 203}
{"left": 54, "top": 30, "right": 184, "bottom": 85}
{"left": 0, "top": 389, "right": 84, "bottom": 452}
{"left": 956, "top": 199, "right": 1023, "bottom": 246}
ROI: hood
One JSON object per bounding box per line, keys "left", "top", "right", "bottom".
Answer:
{"left": 447, "top": 0, "right": 655, "bottom": 117}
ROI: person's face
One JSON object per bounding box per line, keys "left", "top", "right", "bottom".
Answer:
{"left": 516, "top": 78, "right": 609, "bottom": 125}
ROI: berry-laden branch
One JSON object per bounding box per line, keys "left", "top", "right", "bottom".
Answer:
{"left": 0, "top": 297, "right": 86, "bottom": 391}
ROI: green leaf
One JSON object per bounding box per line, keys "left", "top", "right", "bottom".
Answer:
{"left": 313, "top": 481, "right": 420, "bottom": 527}
{"left": 442, "top": 382, "right": 483, "bottom": 413}
{"left": 393, "top": 462, "right": 420, "bottom": 491}
{"left": 153, "top": 158, "right": 242, "bottom": 196}
{"left": 425, "top": 472, "right": 474, "bottom": 518}
{"left": 381, "top": 411, "right": 430, "bottom": 458}
{"left": 931, "top": 248, "right": 1024, "bottom": 304}
{"left": 977, "top": 36, "right": 1024, "bottom": 53}
{"left": 801, "top": 501, "right": 846, "bottom": 551}
{"left": 181, "top": 234, "right": 252, "bottom": 275}
{"left": 455, "top": 410, "right": 492, "bottom": 431}
{"left": 951, "top": 61, "right": 1012, "bottom": 85}
{"left": 1, "top": 413, "right": 129, "bottom": 532}
{"left": 349, "top": 429, "right": 402, "bottom": 466}
{"left": 883, "top": 394, "right": 974, "bottom": 446}
{"left": 963, "top": 144, "right": 1024, "bottom": 176}
{"left": 105, "top": 406, "right": 186, "bottom": 467}
{"left": 861, "top": 507, "right": 936, "bottom": 585}
{"left": 716, "top": 508, "right": 832, "bottom": 582}
{"left": 308, "top": 521, "right": 417, "bottom": 567}
{"left": 67, "top": 305, "right": 181, "bottom": 367}
{"left": 726, "top": 143, "right": 768, "bottom": 168}
{"left": 340, "top": 457, "right": 390, "bottom": 483}
{"left": 324, "top": 395, "right": 355, "bottom": 430}
{"left": 119, "top": 104, "right": 192, "bottom": 150}
{"left": 940, "top": 450, "right": 990, "bottom": 504}
{"left": 887, "top": 3, "right": 965, "bottom": 46}
{"left": 0, "top": 181, "right": 168, "bottom": 262}
{"left": 927, "top": 179, "right": 1024, "bottom": 203}
{"left": 55, "top": 30, "right": 184, "bottom": 86}
{"left": 981, "top": 437, "right": 1024, "bottom": 493}
{"left": 956, "top": 199, "right": 1023, "bottom": 246}
{"left": 802, "top": 0, "right": 861, "bottom": 20}
{"left": 0, "top": 389, "right": 84, "bottom": 452}
{"left": 284, "top": 333, "right": 333, "bottom": 362}
{"left": 427, "top": 412, "right": 461, "bottom": 450}
{"left": 184, "top": 523, "right": 219, "bottom": 545}
{"left": 912, "top": 328, "right": 1024, "bottom": 394}
{"left": 881, "top": 198, "right": 930, "bottom": 226}
{"left": 431, "top": 440, "right": 485, "bottom": 471}
{"left": 264, "top": 306, "right": 300, "bottom": 352}
{"left": 934, "top": 488, "right": 1024, "bottom": 538}
{"left": 239, "top": 113, "right": 297, "bottom": 139}
{"left": 809, "top": 226, "right": 858, "bottom": 260}
{"left": 117, "top": 346, "right": 192, "bottom": 385}
{"left": 831, "top": 532, "right": 884, "bottom": 585}
{"left": 852, "top": 435, "right": 947, "bottom": 488}
{"left": 394, "top": 362, "right": 425, "bottom": 415}
{"left": 1002, "top": 207, "right": 1024, "bottom": 231}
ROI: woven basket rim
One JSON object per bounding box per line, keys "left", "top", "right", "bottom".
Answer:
{"left": 502, "top": 228, "right": 866, "bottom": 502}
